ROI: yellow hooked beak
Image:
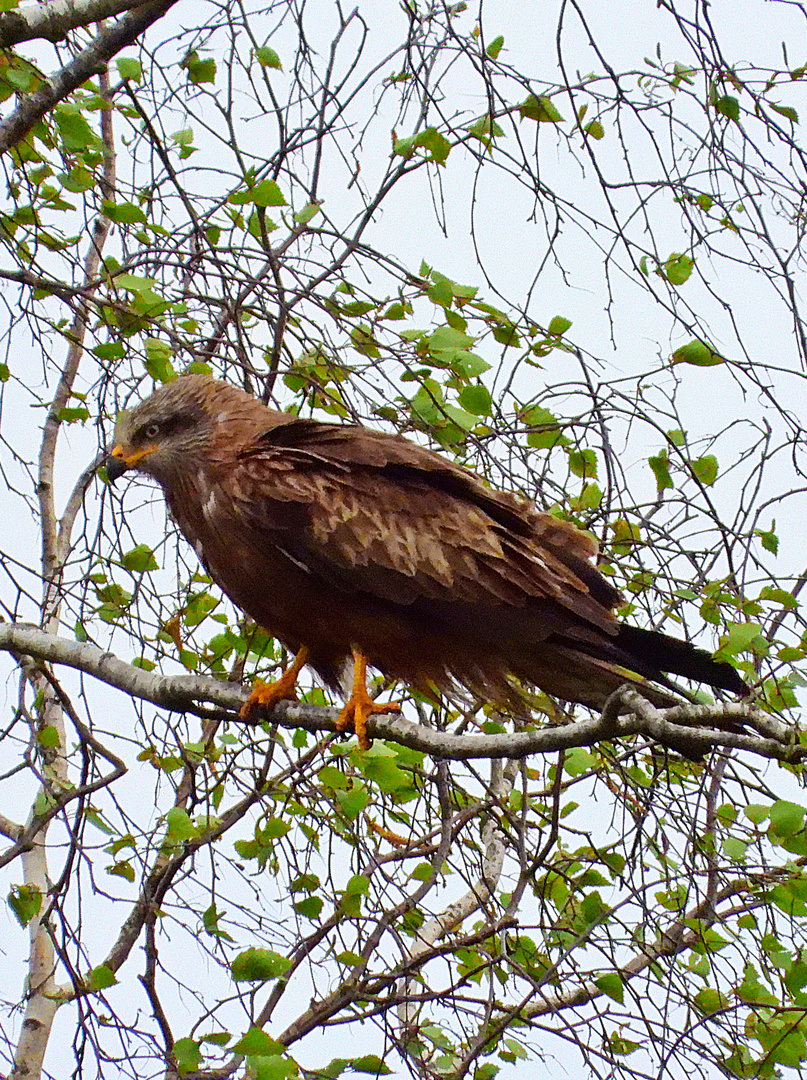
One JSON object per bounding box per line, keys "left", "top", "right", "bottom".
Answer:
{"left": 105, "top": 443, "right": 159, "bottom": 482}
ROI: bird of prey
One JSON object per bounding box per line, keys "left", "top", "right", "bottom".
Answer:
{"left": 106, "top": 374, "right": 748, "bottom": 747}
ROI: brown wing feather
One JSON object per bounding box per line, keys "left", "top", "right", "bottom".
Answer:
{"left": 233, "top": 420, "right": 619, "bottom": 628}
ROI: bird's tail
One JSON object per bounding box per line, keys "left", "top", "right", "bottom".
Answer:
{"left": 613, "top": 624, "right": 749, "bottom": 696}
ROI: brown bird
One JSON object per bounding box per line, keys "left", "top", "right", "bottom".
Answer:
{"left": 106, "top": 374, "right": 748, "bottom": 747}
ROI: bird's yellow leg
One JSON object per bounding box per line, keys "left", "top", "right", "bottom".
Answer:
{"left": 336, "top": 649, "right": 401, "bottom": 750}
{"left": 239, "top": 646, "right": 310, "bottom": 721}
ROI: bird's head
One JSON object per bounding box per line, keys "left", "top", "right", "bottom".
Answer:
{"left": 106, "top": 374, "right": 222, "bottom": 487}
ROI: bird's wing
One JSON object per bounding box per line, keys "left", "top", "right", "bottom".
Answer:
{"left": 230, "top": 419, "right": 619, "bottom": 631}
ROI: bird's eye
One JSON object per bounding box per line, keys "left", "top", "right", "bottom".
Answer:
{"left": 143, "top": 423, "right": 160, "bottom": 440}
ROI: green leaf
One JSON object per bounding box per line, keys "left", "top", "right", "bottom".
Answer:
{"left": 492, "top": 320, "right": 520, "bottom": 346}
{"left": 202, "top": 903, "right": 233, "bottom": 939}
{"left": 261, "top": 817, "right": 291, "bottom": 839}
{"left": 56, "top": 110, "right": 100, "bottom": 152}
{"left": 754, "top": 521, "right": 779, "bottom": 554}
{"left": 395, "top": 128, "right": 452, "bottom": 163}
{"left": 605, "top": 1033, "right": 641, "bottom": 1056}
{"left": 770, "top": 101, "right": 799, "bottom": 123}
{"left": 253, "top": 179, "right": 287, "bottom": 206}
{"left": 451, "top": 352, "right": 490, "bottom": 378}
{"left": 392, "top": 134, "right": 417, "bottom": 159}
{"left": 736, "top": 963, "right": 778, "bottom": 1005}
{"left": 294, "top": 202, "right": 320, "bottom": 225}
{"left": 249, "top": 1056, "right": 298, "bottom": 1080}
{"left": 595, "top": 972, "right": 624, "bottom": 1004}
{"left": 232, "top": 1028, "right": 284, "bottom": 1055}
{"left": 353, "top": 745, "right": 414, "bottom": 796}
{"left": 758, "top": 586, "right": 798, "bottom": 609}
{"left": 86, "top": 964, "right": 117, "bottom": 991}
{"left": 663, "top": 252, "right": 694, "bottom": 285}
{"left": 37, "top": 725, "right": 60, "bottom": 748}
{"left": 114, "top": 273, "right": 158, "bottom": 295}
{"left": 465, "top": 115, "right": 505, "bottom": 144}
{"left": 769, "top": 800, "right": 806, "bottom": 837}
{"left": 336, "top": 950, "right": 364, "bottom": 966}
{"left": 340, "top": 874, "right": 370, "bottom": 917}
{"left": 690, "top": 454, "right": 718, "bottom": 486}
{"left": 428, "top": 324, "right": 475, "bottom": 354}
{"left": 255, "top": 46, "right": 283, "bottom": 70}
{"left": 106, "top": 859, "right": 135, "bottom": 881}
{"left": 564, "top": 748, "right": 597, "bottom": 777}
{"left": 486, "top": 35, "right": 504, "bottom": 59}
{"left": 648, "top": 449, "right": 673, "bottom": 492}
{"left": 337, "top": 783, "right": 369, "bottom": 819}
{"left": 547, "top": 315, "right": 572, "bottom": 336}
{"left": 519, "top": 94, "right": 564, "bottom": 122}
{"left": 444, "top": 405, "right": 477, "bottom": 432}
{"left": 121, "top": 544, "right": 159, "bottom": 574}
{"left": 722, "top": 837, "right": 747, "bottom": 861}
{"left": 294, "top": 896, "right": 324, "bottom": 918}
{"left": 102, "top": 200, "right": 147, "bottom": 225}
{"left": 116, "top": 57, "right": 142, "bottom": 82}
{"left": 458, "top": 385, "right": 492, "bottom": 415}
{"left": 229, "top": 179, "right": 286, "bottom": 207}
{"left": 416, "top": 126, "right": 451, "bottom": 165}
{"left": 231, "top": 947, "right": 292, "bottom": 982}
{"left": 522, "top": 405, "right": 569, "bottom": 449}
{"left": 428, "top": 279, "right": 454, "bottom": 307}
{"left": 350, "top": 325, "right": 380, "bottom": 358}
{"left": 202, "top": 1031, "right": 232, "bottom": 1046}
{"left": 170, "top": 128, "right": 196, "bottom": 158}
{"left": 56, "top": 405, "right": 89, "bottom": 424}
{"left": 349, "top": 1056, "right": 393, "bottom": 1074}
{"left": 584, "top": 119, "right": 604, "bottom": 138}
{"left": 93, "top": 342, "right": 126, "bottom": 361}
{"left": 671, "top": 339, "right": 724, "bottom": 366}
{"left": 714, "top": 94, "right": 740, "bottom": 121}
{"left": 717, "top": 622, "right": 764, "bottom": 657}
{"left": 318, "top": 765, "right": 349, "bottom": 790}
{"left": 183, "top": 53, "right": 217, "bottom": 85}
{"left": 410, "top": 861, "right": 434, "bottom": 882}
{"left": 143, "top": 349, "right": 176, "bottom": 384}
{"left": 567, "top": 448, "right": 597, "bottom": 478}
{"left": 165, "top": 807, "right": 196, "bottom": 843}
{"left": 8, "top": 884, "right": 42, "bottom": 927}
{"left": 693, "top": 986, "right": 730, "bottom": 1013}
{"left": 173, "top": 1038, "right": 202, "bottom": 1076}
{"left": 60, "top": 165, "right": 95, "bottom": 192}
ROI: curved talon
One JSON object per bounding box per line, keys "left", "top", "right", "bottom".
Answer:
{"left": 239, "top": 647, "right": 309, "bottom": 722}
{"left": 337, "top": 649, "right": 401, "bottom": 749}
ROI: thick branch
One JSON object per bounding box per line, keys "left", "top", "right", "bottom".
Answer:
{"left": 0, "top": 623, "right": 798, "bottom": 764}
{"left": 0, "top": 0, "right": 149, "bottom": 48}
{"left": 0, "top": 0, "right": 178, "bottom": 154}
{"left": 398, "top": 759, "right": 518, "bottom": 1037}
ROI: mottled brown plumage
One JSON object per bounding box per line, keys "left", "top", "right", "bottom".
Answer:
{"left": 106, "top": 374, "right": 748, "bottom": 729}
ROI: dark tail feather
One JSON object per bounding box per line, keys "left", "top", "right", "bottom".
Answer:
{"left": 615, "top": 624, "right": 749, "bottom": 696}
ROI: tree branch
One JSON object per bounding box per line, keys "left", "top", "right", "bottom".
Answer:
{"left": 0, "top": 622, "right": 798, "bottom": 764}
{"left": 0, "top": 0, "right": 151, "bottom": 48}
{"left": 0, "top": 0, "right": 178, "bottom": 154}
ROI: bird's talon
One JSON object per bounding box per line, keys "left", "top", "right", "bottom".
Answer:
{"left": 238, "top": 648, "right": 309, "bottom": 722}
{"left": 336, "top": 695, "right": 401, "bottom": 750}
